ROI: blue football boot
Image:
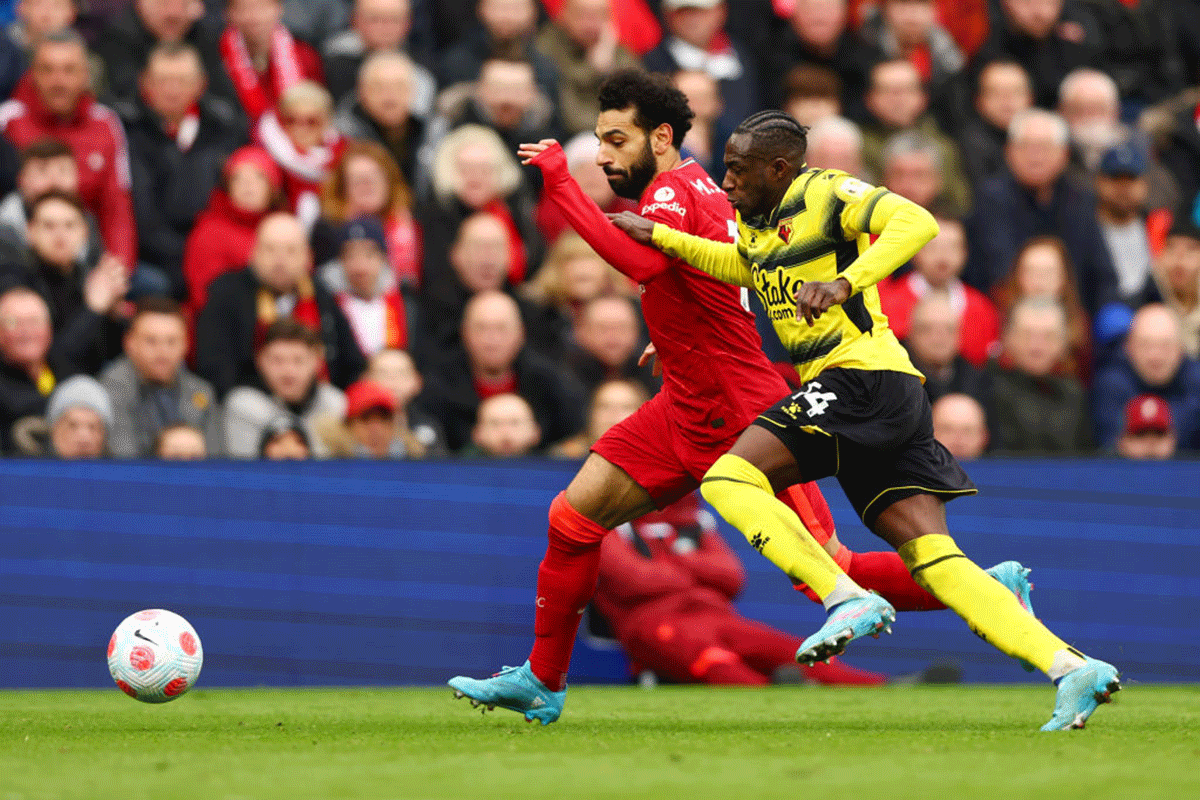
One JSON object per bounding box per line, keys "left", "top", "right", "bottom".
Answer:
{"left": 448, "top": 661, "right": 566, "bottom": 725}
{"left": 796, "top": 593, "right": 896, "bottom": 666}
{"left": 1041, "top": 658, "right": 1121, "bottom": 731}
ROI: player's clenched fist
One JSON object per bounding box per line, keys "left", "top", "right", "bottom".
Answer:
{"left": 795, "top": 277, "right": 852, "bottom": 326}
{"left": 607, "top": 211, "right": 655, "bottom": 245}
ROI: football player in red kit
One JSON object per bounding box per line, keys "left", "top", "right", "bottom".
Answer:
{"left": 448, "top": 71, "right": 1009, "bottom": 724}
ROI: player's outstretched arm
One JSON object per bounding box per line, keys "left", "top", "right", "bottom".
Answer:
{"left": 609, "top": 212, "right": 753, "bottom": 288}
{"left": 519, "top": 140, "right": 674, "bottom": 284}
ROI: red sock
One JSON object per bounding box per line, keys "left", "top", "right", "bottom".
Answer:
{"left": 848, "top": 551, "right": 946, "bottom": 611}
{"left": 801, "top": 656, "right": 888, "bottom": 686}
{"left": 528, "top": 492, "right": 608, "bottom": 691}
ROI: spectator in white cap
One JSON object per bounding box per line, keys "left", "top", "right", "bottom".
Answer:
{"left": 46, "top": 374, "right": 113, "bottom": 459}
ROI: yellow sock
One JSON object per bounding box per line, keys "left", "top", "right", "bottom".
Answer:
{"left": 701, "top": 454, "right": 852, "bottom": 602}
{"left": 899, "top": 534, "right": 1085, "bottom": 677}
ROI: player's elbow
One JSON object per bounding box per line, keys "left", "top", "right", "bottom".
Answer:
{"left": 905, "top": 202, "right": 939, "bottom": 247}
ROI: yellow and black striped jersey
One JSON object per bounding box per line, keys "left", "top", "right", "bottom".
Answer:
{"left": 652, "top": 167, "right": 939, "bottom": 384}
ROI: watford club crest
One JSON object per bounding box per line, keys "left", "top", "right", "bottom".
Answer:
{"left": 778, "top": 219, "right": 792, "bottom": 244}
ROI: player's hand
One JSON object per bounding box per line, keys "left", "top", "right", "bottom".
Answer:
{"left": 607, "top": 211, "right": 655, "bottom": 245}
{"left": 795, "top": 277, "right": 851, "bottom": 326}
{"left": 638, "top": 342, "right": 661, "bottom": 377}
{"left": 517, "top": 139, "right": 557, "bottom": 165}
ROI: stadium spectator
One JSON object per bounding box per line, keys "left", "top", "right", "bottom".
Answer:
{"left": 0, "top": 191, "right": 126, "bottom": 375}
{"left": 880, "top": 130, "right": 964, "bottom": 217}
{"left": 0, "top": 286, "right": 63, "bottom": 453}
{"left": 900, "top": 293, "right": 989, "bottom": 407}
{"left": 551, "top": 375, "right": 649, "bottom": 458}
{"left": 424, "top": 124, "right": 542, "bottom": 287}
{"left": 642, "top": 0, "right": 757, "bottom": 145}
{"left": 857, "top": 0, "right": 964, "bottom": 103}
{"left": 333, "top": 51, "right": 429, "bottom": 191}
{"left": 424, "top": 290, "right": 584, "bottom": 452}
{"left": 43, "top": 373, "right": 112, "bottom": 458}
{"left": 533, "top": 132, "right": 637, "bottom": 244}
{"left": 318, "top": 376, "right": 432, "bottom": 459}
{"left": 312, "top": 141, "right": 422, "bottom": 291}
{"left": 257, "top": 413, "right": 312, "bottom": 459}
{"left": 520, "top": 231, "right": 629, "bottom": 346}
{"left": 182, "top": 145, "right": 285, "bottom": 315}
{"left": 764, "top": 0, "right": 881, "bottom": 119}
{"left": 566, "top": 294, "right": 653, "bottom": 395}
{"left": 673, "top": 69, "right": 725, "bottom": 180}
{"left": 1158, "top": 93, "right": 1200, "bottom": 216}
{"left": 462, "top": 391, "right": 542, "bottom": 457}
{"left": 0, "top": 31, "right": 139, "bottom": 271}
{"left": 322, "top": 0, "right": 436, "bottom": 109}
{"left": 5, "top": 0, "right": 76, "bottom": 58}
{"left": 956, "top": 59, "right": 1033, "bottom": 188}
{"left": 880, "top": 216, "right": 1000, "bottom": 366}
{"left": 803, "top": 116, "right": 866, "bottom": 178}
{"left": 931, "top": 392, "right": 989, "bottom": 460}
{"left": 972, "top": 0, "right": 1104, "bottom": 110}
{"left": 534, "top": 0, "right": 641, "bottom": 136}
{"left": 195, "top": 212, "right": 365, "bottom": 397}
{"left": 153, "top": 421, "right": 207, "bottom": 459}
{"left": 991, "top": 236, "right": 1091, "bottom": 380}
{"left": 0, "top": 34, "right": 24, "bottom": 128}
{"left": 256, "top": 81, "right": 345, "bottom": 229}
{"left": 1151, "top": 218, "right": 1200, "bottom": 359}
{"left": 986, "top": 298, "right": 1093, "bottom": 454}
{"left": 965, "top": 108, "right": 1118, "bottom": 314}
{"left": 780, "top": 63, "right": 842, "bottom": 128}
{"left": 1094, "top": 139, "right": 1159, "bottom": 307}
{"left": 318, "top": 216, "right": 415, "bottom": 357}
{"left": 542, "top": 0, "right": 662, "bottom": 56}
{"left": 593, "top": 490, "right": 887, "bottom": 686}
{"left": 1057, "top": 67, "right": 1126, "bottom": 175}
{"left": 436, "top": 0, "right": 560, "bottom": 106}
{"left": 1116, "top": 394, "right": 1177, "bottom": 461}
{"left": 121, "top": 42, "right": 247, "bottom": 299}
{"left": 1079, "top": 0, "right": 1185, "bottom": 107}
{"left": 217, "top": 0, "right": 324, "bottom": 125}
{"left": 860, "top": 60, "right": 969, "bottom": 212}
{"left": 223, "top": 318, "right": 346, "bottom": 458}
{"left": 96, "top": 0, "right": 238, "bottom": 111}
{"left": 99, "top": 297, "right": 221, "bottom": 458}
{"left": 0, "top": 138, "right": 101, "bottom": 261}
{"left": 281, "top": 0, "right": 349, "bottom": 47}
{"left": 435, "top": 55, "right": 561, "bottom": 178}
{"left": 1092, "top": 304, "right": 1200, "bottom": 452}
{"left": 364, "top": 347, "right": 445, "bottom": 455}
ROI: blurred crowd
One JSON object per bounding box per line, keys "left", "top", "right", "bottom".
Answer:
{"left": 0, "top": 0, "right": 1197, "bottom": 463}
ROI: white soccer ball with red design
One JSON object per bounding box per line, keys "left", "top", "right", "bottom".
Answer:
{"left": 106, "top": 609, "right": 203, "bottom": 703}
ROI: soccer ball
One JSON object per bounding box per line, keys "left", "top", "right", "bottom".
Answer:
{"left": 106, "top": 609, "right": 203, "bottom": 703}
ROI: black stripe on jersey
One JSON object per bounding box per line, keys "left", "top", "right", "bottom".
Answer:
{"left": 756, "top": 239, "right": 839, "bottom": 273}
{"left": 788, "top": 330, "right": 843, "bottom": 366}
{"left": 858, "top": 188, "right": 892, "bottom": 231}
{"left": 835, "top": 240, "right": 875, "bottom": 335}
{"left": 823, "top": 196, "right": 847, "bottom": 242}
{"left": 763, "top": 169, "right": 822, "bottom": 229}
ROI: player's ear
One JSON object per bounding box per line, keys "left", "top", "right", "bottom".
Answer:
{"left": 652, "top": 123, "right": 674, "bottom": 156}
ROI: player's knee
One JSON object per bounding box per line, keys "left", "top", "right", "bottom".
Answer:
{"left": 548, "top": 491, "right": 607, "bottom": 550}
{"left": 700, "top": 454, "right": 768, "bottom": 512}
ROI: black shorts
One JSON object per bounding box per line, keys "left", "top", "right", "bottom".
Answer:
{"left": 752, "top": 368, "right": 976, "bottom": 528}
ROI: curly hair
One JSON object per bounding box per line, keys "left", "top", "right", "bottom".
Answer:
{"left": 598, "top": 69, "right": 694, "bottom": 148}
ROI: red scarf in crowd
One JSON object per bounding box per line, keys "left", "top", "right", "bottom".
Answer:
{"left": 219, "top": 24, "right": 305, "bottom": 122}
{"left": 256, "top": 110, "right": 346, "bottom": 227}
{"left": 384, "top": 213, "right": 422, "bottom": 289}
{"left": 255, "top": 277, "right": 327, "bottom": 378}
{"left": 335, "top": 289, "right": 408, "bottom": 355}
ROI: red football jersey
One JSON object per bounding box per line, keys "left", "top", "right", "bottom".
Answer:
{"left": 634, "top": 159, "right": 790, "bottom": 441}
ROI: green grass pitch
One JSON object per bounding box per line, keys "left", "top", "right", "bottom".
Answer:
{"left": 2, "top": 684, "right": 1197, "bottom": 800}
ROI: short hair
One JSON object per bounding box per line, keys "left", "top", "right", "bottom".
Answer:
{"left": 279, "top": 80, "right": 333, "bottom": 116}
{"left": 153, "top": 423, "right": 205, "bottom": 457}
{"left": 27, "top": 189, "right": 87, "bottom": 221}
{"left": 1058, "top": 67, "right": 1118, "bottom": 110}
{"left": 19, "top": 138, "right": 73, "bottom": 170}
{"left": 259, "top": 318, "right": 322, "bottom": 351}
{"left": 1006, "top": 296, "right": 1068, "bottom": 335}
{"left": 882, "top": 130, "right": 943, "bottom": 171}
{"left": 130, "top": 296, "right": 186, "bottom": 327}
{"left": 0, "top": 284, "right": 50, "bottom": 313}
{"left": 597, "top": 69, "right": 694, "bottom": 148}
{"left": 806, "top": 115, "right": 862, "bottom": 153}
{"left": 36, "top": 28, "right": 87, "bottom": 55}
{"left": 783, "top": 64, "right": 842, "bottom": 103}
{"left": 359, "top": 49, "right": 415, "bottom": 86}
{"left": 145, "top": 41, "right": 205, "bottom": 74}
{"left": 1008, "top": 108, "right": 1069, "bottom": 148}
{"left": 733, "top": 110, "right": 809, "bottom": 161}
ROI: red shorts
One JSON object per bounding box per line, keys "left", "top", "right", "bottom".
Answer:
{"left": 591, "top": 392, "right": 839, "bottom": 553}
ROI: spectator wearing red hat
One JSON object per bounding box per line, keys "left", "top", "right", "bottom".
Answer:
{"left": 0, "top": 31, "right": 138, "bottom": 271}
{"left": 1117, "top": 394, "right": 1176, "bottom": 461}
{"left": 182, "top": 145, "right": 286, "bottom": 316}
{"left": 321, "top": 376, "right": 437, "bottom": 459}
{"left": 365, "top": 347, "right": 446, "bottom": 456}
{"left": 318, "top": 216, "right": 413, "bottom": 358}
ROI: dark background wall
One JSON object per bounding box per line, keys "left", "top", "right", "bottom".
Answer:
{"left": 0, "top": 458, "right": 1196, "bottom": 689}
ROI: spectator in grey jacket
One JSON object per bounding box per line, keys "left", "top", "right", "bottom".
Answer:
{"left": 100, "top": 298, "right": 222, "bottom": 458}
{"left": 223, "top": 318, "right": 346, "bottom": 458}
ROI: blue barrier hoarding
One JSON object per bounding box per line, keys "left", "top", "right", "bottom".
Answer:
{"left": 0, "top": 458, "right": 1196, "bottom": 688}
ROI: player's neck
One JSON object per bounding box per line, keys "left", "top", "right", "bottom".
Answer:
{"left": 654, "top": 149, "right": 683, "bottom": 179}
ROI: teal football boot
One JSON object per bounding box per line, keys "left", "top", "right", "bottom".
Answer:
{"left": 796, "top": 593, "right": 896, "bottom": 666}
{"left": 1041, "top": 658, "right": 1121, "bottom": 731}
{"left": 448, "top": 661, "right": 566, "bottom": 725}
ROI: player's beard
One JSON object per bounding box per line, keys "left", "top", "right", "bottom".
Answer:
{"left": 605, "top": 138, "right": 657, "bottom": 200}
